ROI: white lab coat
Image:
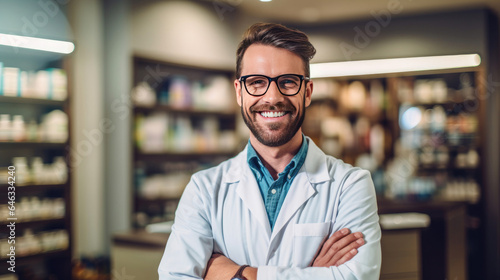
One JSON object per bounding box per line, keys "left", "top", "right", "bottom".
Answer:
{"left": 158, "top": 137, "right": 381, "bottom": 279}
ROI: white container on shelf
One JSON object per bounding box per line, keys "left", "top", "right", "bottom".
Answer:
{"left": 12, "top": 157, "right": 31, "bottom": 185}
{"left": 48, "top": 68, "right": 68, "bottom": 100}
{"left": 34, "top": 70, "right": 49, "bottom": 99}
{"left": 2, "top": 67, "right": 20, "bottom": 97}
{"left": 40, "top": 110, "right": 68, "bottom": 143}
{"left": 11, "top": 115, "right": 27, "bottom": 142}
{"left": 51, "top": 156, "right": 68, "bottom": 184}
{"left": 0, "top": 114, "right": 11, "bottom": 141}
{"left": 0, "top": 61, "right": 3, "bottom": 95}
{"left": 31, "top": 157, "right": 45, "bottom": 184}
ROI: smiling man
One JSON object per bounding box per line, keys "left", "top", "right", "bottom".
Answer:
{"left": 158, "top": 23, "right": 381, "bottom": 280}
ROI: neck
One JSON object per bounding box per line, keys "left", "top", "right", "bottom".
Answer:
{"left": 250, "top": 131, "right": 303, "bottom": 180}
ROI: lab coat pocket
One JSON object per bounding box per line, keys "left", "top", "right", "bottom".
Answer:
{"left": 293, "top": 222, "right": 330, "bottom": 267}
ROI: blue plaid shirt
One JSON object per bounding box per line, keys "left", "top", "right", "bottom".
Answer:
{"left": 247, "top": 135, "right": 308, "bottom": 231}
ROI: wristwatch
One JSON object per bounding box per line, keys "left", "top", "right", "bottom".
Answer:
{"left": 231, "top": 264, "right": 250, "bottom": 280}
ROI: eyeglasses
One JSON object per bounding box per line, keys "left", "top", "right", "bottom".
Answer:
{"left": 239, "top": 74, "right": 309, "bottom": 96}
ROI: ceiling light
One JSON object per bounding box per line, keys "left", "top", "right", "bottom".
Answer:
{"left": 259, "top": 0, "right": 272, "bottom": 2}
{"left": 310, "top": 54, "right": 481, "bottom": 78}
{"left": 0, "top": 33, "right": 75, "bottom": 54}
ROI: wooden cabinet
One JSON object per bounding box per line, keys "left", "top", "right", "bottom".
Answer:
{"left": 379, "top": 200, "right": 467, "bottom": 280}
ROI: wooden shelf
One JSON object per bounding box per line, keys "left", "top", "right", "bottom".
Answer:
{"left": 0, "top": 218, "right": 65, "bottom": 228}
{"left": 134, "top": 105, "right": 235, "bottom": 118}
{"left": 0, "top": 35, "right": 72, "bottom": 280}
{"left": 135, "top": 150, "right": 237, "bottom": 162}
{"left": 0, "top": 141, "right": 67, "bottom": 148}
{"left": 131, "top": 56, "right": 238, "bottom": 230}
{"left": 0, "top": 184, "right": 67, "bottom": 205}
{"left": 0, "top": 183, "right": 67, "bottom": 190}
{"left": 0, "top": 95, "right": 66, "bottom": 106}
{"left": 0, "top": 248, "right": 70, "bottom": 265}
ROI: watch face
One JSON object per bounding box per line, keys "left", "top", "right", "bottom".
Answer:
{"left": 231, "top": 278, "right": 243, "bottom": 280}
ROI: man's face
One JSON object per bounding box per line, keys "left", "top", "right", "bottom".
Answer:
{"left": 234, "top": 44, "right": 313, "bottom": 147}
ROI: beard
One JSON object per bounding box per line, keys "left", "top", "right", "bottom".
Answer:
{"left": 241, "top": 96, "right": 306, "bottom": 147}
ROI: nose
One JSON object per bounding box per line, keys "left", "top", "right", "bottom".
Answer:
{"left": 262, "top": 80, "right": 285, "bottom": 103}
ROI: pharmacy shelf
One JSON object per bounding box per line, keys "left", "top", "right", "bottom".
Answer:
{"left": 0, "top": 218, "right": 65, "bottom": 228}
{"left": 0, "top": 249, "right": 71, "bottom": 279}
{"left": 134, "top": 105, "right": 235, "bottom": 118}
{"left": 134, "top": 150, "right": 237, "bottom": 162}
{"left": 0, "top": 95, "right": 66, "bottom": 106}
{"left": 0, "top": 185, "right": 66, "bottom": 206}
{"left": 0, "top": 183, "right": 67, "bottom": 191}
{"left": 0, "top": 141, "right": 67, "bottom": 148}
{"left": 131, "top": 56, "right": 238, "bottom": 229}
{"left": 0, "top": 249, "right": 70, "bottom": 269}
{"left": 0, "top": 40, "right": 72, "bottom": 280}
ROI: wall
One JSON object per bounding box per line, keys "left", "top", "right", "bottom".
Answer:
{"left": 69, "top": 0, "right": 106, "bottom": 257}
{"left": 103, "top": 0, "right": 132, "bottom": 253}
{"left": 130, "top": 0, "right": 238, "bottom": 70}
{"left": 300, "top": 8, "right": 488, "bottom": 62}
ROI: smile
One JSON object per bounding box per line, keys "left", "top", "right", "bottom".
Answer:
{"left": 260, "top": 111, "right": 286, "bottom": 118}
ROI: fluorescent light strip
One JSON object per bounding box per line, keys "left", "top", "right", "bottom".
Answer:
{"left": 0, "top": 33, "right": 75, "bottom": 54}
{"left": 310, "top": 54, "right": 481, "bottom": 78}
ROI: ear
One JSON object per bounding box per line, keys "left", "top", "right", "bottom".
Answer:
{"left": 234, "top": 79, "right": 242, "bottom": 107}
{"left": 304, "top": 79, "right": 313, "bottom": 107}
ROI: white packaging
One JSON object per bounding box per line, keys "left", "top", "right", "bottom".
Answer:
{"left": 0, "top": 114, "right": 11, "bottom": 141}
{"left": 34, "top": 70, "right": 49, "bottom": 99}
{"left": 48, "top": 68, "right": 67, "bottom": 100}
{"left": 40, "top": 110, "right": 68, "bottom": 143}
{"left": 21, "top": 71, "right": 37, "bottom": 98}
{"left": 11, "top": 115, "right": 27, "bottom": 142}
{"left": 0, "top": 62, "right": 3, "bottom": 95}
{"left": 2, "top": 67, "right": 20, "bottom": 96}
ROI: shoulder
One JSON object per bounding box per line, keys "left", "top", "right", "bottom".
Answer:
{"left": 305, "top": 137, "right": 372, "bottom": 189}
{"left": 190, "top": 149, "right": 246, "bottom": 190}
{"left": 326, "top": 155, "right": 372, "bottom": 187}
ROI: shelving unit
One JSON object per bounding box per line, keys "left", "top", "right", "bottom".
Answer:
{"left": 305, "top": 67, "right": 486, "bottom": 279}
{"left": 131, "top": 56, "right": 239, "bottom": 228}
{"left": 0, "top": 61, "right": 72, "bottom": 279}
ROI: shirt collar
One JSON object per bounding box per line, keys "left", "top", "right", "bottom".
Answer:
{"left": 246, "top": 134, "right": 309, "bottom": 180}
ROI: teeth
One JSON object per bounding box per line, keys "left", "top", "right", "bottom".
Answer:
{"left": 260, "top": 111, "right": 285, "bottom": 118}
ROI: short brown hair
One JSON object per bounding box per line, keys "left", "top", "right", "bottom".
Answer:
{"left": 235, "top": 23, "right": 316, "bottom": 78}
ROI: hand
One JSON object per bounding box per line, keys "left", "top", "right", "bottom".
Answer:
{"left": 312, "top": 228, "right": 365, "bottom": 267}
{"left": 204, "top": 253, "right": 257, "bottom": 280}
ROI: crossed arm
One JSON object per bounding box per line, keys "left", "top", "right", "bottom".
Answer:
{"left": 204, "top": 228, "right": 365, "bottom": 280}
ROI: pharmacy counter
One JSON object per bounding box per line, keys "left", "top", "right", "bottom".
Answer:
{"left": 112, "top": 230, "right": 169, "bottom": 279}
{"left": 378, "top": 199, "right": 467, "bottom": 280}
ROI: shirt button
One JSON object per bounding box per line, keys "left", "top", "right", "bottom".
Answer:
{"left": 271, "top": 189, "right": 277, "bottom": 194}
{"left": 287, "top": 175, "right": 291, "bottom": 180}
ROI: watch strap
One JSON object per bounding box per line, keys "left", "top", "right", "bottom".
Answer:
{"left": 231, "top": 264, "right": 250, "bottom": 280}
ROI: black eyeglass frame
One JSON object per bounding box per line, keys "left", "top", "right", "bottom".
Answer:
{"left": 239, "top": 74, "right": 310, "bottom": 96}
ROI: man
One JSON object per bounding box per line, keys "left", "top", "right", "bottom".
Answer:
{"left": 158, "top": 23, "right": 381, "bottom": 280}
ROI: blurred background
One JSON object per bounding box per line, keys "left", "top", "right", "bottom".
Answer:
{"left": 0, "top": 0, "right": 499, "bottom": 279}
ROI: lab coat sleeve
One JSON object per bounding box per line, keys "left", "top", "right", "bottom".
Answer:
{"left": 257, "top": 169, "right": 382, "bottom": 280}
{"left": 158, "top": 176, "right": 214, "bottom": 280}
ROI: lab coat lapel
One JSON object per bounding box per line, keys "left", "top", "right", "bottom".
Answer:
{"left": 271, "top": 173, "right": 316, "bottom": 240}
{"left": 236, "top": 172, "right": 272, "bottom": 238}
{"left": 225, "top": 149, "right": 272, "bottom": 238}
{"left": 270, "top": 138, "right": 332, "bottom": 240}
